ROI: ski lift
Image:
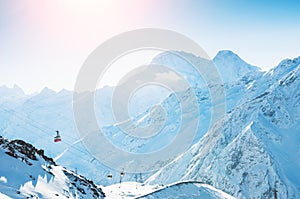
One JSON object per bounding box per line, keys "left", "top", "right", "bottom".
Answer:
{"left": 54, "top": 130, "right": 61, "bottom": 142}
{"left": 107, "top": 172, "right": 113, "bottom": 179}
{"left": 120, "top": 168, "right": 125, "bottom": 177}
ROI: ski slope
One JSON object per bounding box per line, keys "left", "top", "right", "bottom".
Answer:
{"left": 102, "top": 181, "right": 235, "bottom": 199}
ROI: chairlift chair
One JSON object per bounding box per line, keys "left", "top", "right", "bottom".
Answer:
{"left": 54, "top": 130, "right": 61, "bottom": 142}
{"left": 107, "top": 173, "right": 113, "bottom": 179}
{"left": 120, "top": 168, "right": 125, "bottom": 177}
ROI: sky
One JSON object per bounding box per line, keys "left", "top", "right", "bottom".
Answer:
{"left": 1, "top": 0, "right": 300, "bottom": 93}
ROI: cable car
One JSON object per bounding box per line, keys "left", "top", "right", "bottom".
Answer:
{"left": 54, "top": 130, "right": 61, "bottom": 142}
{"left": 107, "top": 172, "right": 113, "bottom": 179}
{"left": 120, "top": 168, "right": 125, "bottom": 177}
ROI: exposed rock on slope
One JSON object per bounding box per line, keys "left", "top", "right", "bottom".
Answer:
{"left": 0, "top": 136, "right": 105, "bottom": 199}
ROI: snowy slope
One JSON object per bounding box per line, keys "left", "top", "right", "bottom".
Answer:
{"left": 0, "top": 135, "right": 235, "bottom": 199}
{"left": 0, "top": 136, "right": 105, "bottom": 199}
{"left": 137, "top": 181, "right": 235, "bottom": 199}
{"left": 0, "top": 50, "right": 299, "bottom": 198}
{"left": 102, "top": 181, "right": 160, "bottom": 199}
{"left": 101, "top": 181, "right": 235, "bottom": 199}
{"left": 146, "top": 56, "right": 300, "bottom": 198}
{"left": 213, "top": 50, "right": 261, "bottom": 83}
{"left": 0, "top": 50, "right": 263, "bottom": 185}
{"left": 100, "top": 50, "right": 263, "bottom": 155}
{"left": 0, "top": 87, "right": 116, "bottom": 185}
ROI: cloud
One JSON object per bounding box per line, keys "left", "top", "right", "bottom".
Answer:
{"left": 155, "top": 71, "right": 181, "bottom": 82}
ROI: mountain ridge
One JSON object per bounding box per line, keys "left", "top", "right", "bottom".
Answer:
{"left": 0, "top": 51, "right": 299, "bottom": 198}
{"left": 0, "top": 49, "right": 264, "bottom": 94}
{"left": 0, "top": 135, "right": 105, "bottom": 198}
{"left": 145, "top": 54, "right": 300, "bottom": 198}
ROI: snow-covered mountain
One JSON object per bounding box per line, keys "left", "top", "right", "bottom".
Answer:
{"left": 0, "top": 50, "right": 299, "bottom": 198}
{"left": 213, "top": 50, "right": 261, "bottom": 83}
{"left": 153, "top": 50, "right": 261, "bottom": 85}
{"left": 0, "top": 85, "right": 27, "bottom": 106}
{"left": 0, "top": 136, "right": 105, "bottom": 198}
{"left": 0, "top": 87, "right": 115, "bottom": 185}
{"left": 0, "top": 135, "right": 235, "bottom": 198}
{"left": 151, "top": 50, "right": 263, "bottom": 112}
{"left": 145, "top": 55, "right": 300, "bottom": 198}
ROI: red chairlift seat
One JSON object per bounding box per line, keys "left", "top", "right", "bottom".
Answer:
{"left": 54, "top": 130, "right": 61, "bottom": 142}
{"left": 54, "top": 135, "right": 61, "bottom": 142}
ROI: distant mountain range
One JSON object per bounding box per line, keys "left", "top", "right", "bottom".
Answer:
{"left": 0, "top": 50, "right": 299, "bottom": 198}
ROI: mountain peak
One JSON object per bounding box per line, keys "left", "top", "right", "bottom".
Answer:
{"left": 266, "top": 56, "right": 300, "bottom": 80}
{"left": 0, "top": 84, "right": 24, "bottom": 92}
{"left": 277, "top": 56, "right": 300, "bottom": 71}
{"left": 214, "top": 50, "right": 239, "bottom": 58}
{"left": 12, "top": 84, "right": 25, "bottom": 94}
{"left": 213, "top": 50, "right": 261, "bottom": 83}
{"left": 0, "top": 84, "right": 26, "bottom": 99}
{"left": 0, "top": 85, "right": 9, "bottom": 90}
{"left": 213, "top": 50, "right": 249, "bottom": 65}
{"left": 40, "top": 87, "right": 56, "bottom": 95}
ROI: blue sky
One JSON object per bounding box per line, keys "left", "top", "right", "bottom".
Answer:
{"left": 0, "top": 0, "right": 300, "bottom": 93}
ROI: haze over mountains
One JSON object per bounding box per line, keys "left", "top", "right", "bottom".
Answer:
{"left": 0, "top": 50, "right": 299, "bottom": 198}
